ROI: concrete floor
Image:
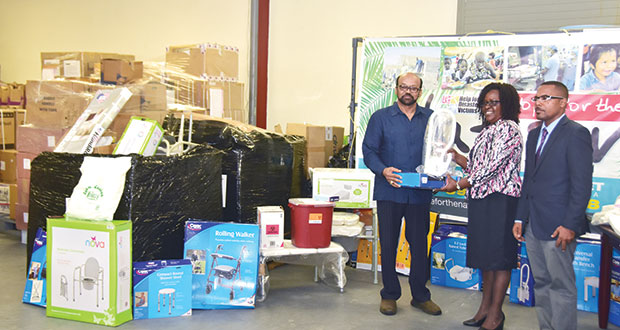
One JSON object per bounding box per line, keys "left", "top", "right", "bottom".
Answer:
{"left": 1, "top": 230, "right": 617, "bottom": 330}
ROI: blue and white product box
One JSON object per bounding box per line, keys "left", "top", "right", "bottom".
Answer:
{"left": 509, "top": 242, "right": 535, "bottom": 306}
{"left": 574, "top": 236, "right": 601, "bottom": 313}
{"left": 430, "top": 224, "right": 481, "bottom": 290}
{"left": 23, "top": 228, "right": 47, "bottom": 307}
{"left": 609, "top": 248, "right": 620, "bottom": 327}
{"left": 183, "top": 221, "right": 259, "bottom": 309}
{"left": 133, "top": 260, "right": 192, "bottom": 319}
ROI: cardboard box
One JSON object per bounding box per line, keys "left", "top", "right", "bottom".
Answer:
{"left": 41, "top": 52, "right": 135, "bottom": 79}
{"left": 509, "top": 242, "right": 535, "bottom": 306}
{"left": 0, "top": 85, "right": 8, "bottom": 106}
{"left": 183, "top": 221, "right": 259, "bottom": 309}
{"left": 8, "top": 84, "right": 25, "bottom": 107}
{"left": 430, "top": 224, "right": 482, "bottom": 290}
{"left": 166, "top": 43, "right": 239, "bottom": 79}
{"left": 395, "top": 212, "right": 438, "bottom": 275}
{"left": 574, "top": 237, "right": 601, "bottom": 313}
{"left": 257, "top": 206, "right": 285, "bottom": 250}
{"left": 17, "top": 151, "right": 36, "bottom": 180}
{"left": 16, "top": 125, "right": 69, "bottom": 154}
{"left": 25, "top": 80, "right": 92, "bottom": 128}
{"left": 17, "top": 178, "right": 29, "bottom": 206}
{"left": 54, "top": 88, "right": 132, "bottom": 154}
{"left": 311, "top": 168, "right": 374, "bottom": 208}
{"left": 286, "top": 123, "right": 344, "bottom": 174}
{"left": 132, "top": 259, "right": 192, "bottom": 319}
{"left": 0, "top": 183, "right": 16, "bottom": 218}
{"left": 355, "top": 238, "right": 381, "bottom": 271}
{"left": 15, "top": 203, "right": 28, "bottom": 231}
{"left": 113, "top": 116, "right": 163, "bottom": 156}
{"left": 101, "top": 59, "right": 143, "bottom": 85}
{"left": 141, "top": 82, "right": 167, "bottom": 112}
{"left": 23, "top": 228, "right": 47, "bottom": 307}
{"left": 0, "top": 149, "right": 17, "bottom": 183}
{"left": 46, "top": 217, "right": 132, "bottom": 326}
{"left": 0, "top": 109, "right": 24, "bottom": 147}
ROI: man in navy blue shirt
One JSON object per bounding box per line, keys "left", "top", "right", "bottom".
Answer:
{"left": 362, "top": 72, "right": 440, "bottom": 316}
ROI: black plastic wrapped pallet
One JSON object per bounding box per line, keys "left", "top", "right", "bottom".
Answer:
{"left": 26, "top": 145, "right": 224, "bottom": 270}
{"left": 163, "top": 117, "right": 307, "bottom": 232}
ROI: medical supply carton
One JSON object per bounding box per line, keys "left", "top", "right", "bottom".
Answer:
{"left": 430, "top": 224, "right": 481, "bottom": 290}
{"left": 113, "top": 116, "right": 163, "bottom": 156}
{"left": 400, "top": 172, "right": 447, "bottom": 190}
{"left": 133, "top": 259, "right": 192, "bottom": 319}
{"left": 23, "top": 228, "right": 47, "bottom": 307}
{"left": 510, "top": 242, "right": 535, "bottom": 306}
{"left": 183, "top": 221, "right": 259, "bottom": 309}
{"left": 257, "top": 206, "right": 284, "bottom": 250}
{"left": 609, "top": 248, "right": 620, "bottom": 327}
{"left": 312, "top": 168, "right": 374, "bottom": 208}
{"left": 574, "top": 235, "right": 601, "bottom": 313}
{"left": 46, "top": 217, "right": 132, "bottom": 326}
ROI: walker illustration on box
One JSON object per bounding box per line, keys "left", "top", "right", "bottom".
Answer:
{"left": 517, "top": 264, "right": 531, "bottom": 303}
{"left": 445, "top": 258, "right": 473, "bottom": 282}
{"left": 73, "top": 257, "right": 104, "bottom": 307}
{"left": 205, "top": 244, "right": 247, "bottom": 301}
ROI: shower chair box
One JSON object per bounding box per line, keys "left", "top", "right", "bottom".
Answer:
{"left": 430, "top": 224, "right": 482, "bottom": 290}
{"left": 23, "top": 227, "right": 47, "bottom": 307}
{"left": 184, "top": 220, "right": 259, "bottom": 309}
{"left": 574, "top": 236, "right": 601, "bottom": 313}
{"left": 46, "top": 217, "right": 132, "bottom": 326}
{"left": 133, "top": 259, "right": 192, "bottom": 319}
{"left": 509, "top": 242, "right": 535, "bottom": 306}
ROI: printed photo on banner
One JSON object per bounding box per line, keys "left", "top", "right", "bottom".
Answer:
{"left": 441, "top": 47, "right": 503, "bottom": 91}
{"left": 580, "top": 43, "right": 620, "bottom": 92}
{"left": 507, "top": 45, "right": 580, "bottom": 91}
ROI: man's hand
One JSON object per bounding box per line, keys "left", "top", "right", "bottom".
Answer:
{"left": 512, "top": 222, "right": 525, "bottom": 242}
{"left": 551, "top": 226, "right": 576, "bottom": 251}
{"left": 383, "top": 167, "right": 402, "bottom": 188}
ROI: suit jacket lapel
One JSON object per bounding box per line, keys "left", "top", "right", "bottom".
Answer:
{"left": 534, "top": 116, "right": 569, "bottom": 173}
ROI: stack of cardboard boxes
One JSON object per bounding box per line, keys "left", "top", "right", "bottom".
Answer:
{"left": 0, "top": 108, "right": 26, "bottom": 221}
{"left": 0, "top": 83, "right": 25, "bottom": 108}
{"left": 165, "top": 43, "right": 245, "bottom": 122}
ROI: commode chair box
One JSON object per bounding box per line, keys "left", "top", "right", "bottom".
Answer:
{"left": 183, "top": 221, "right": 259, "bottom": 309}
{"left": 46, "top": 217, "right": 132, "bottom": 326}
{"left": 574, "top": 236, "right": 601, "bottom": 313}
{"left": 257, "top": 206, "right": 284, "bottom": 249}
{"left": 23, "top": 227, "right": 47, "bottom": 307}
{"left": 311, "top": 168, "right": 374, "bottom": 208}
{"left": 430, "top": 224, "right": 481, "bottom": 290}
{"left": 133, "top": 259, "right": 192, "bottom": 319}
{"left": 113, "top": 116, "right": 163, "bottom": 156}
{"left": 509, "top": 242, "right": 535, "bottom": 306}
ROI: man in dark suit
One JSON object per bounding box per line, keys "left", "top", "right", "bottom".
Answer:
{"left": 513, "top": 81, "right": 593, "bottom": 330}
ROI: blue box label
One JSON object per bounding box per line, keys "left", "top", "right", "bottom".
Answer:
{"left": 184, "top": 221, "right": 259, "bottom": 309}
{"left": 133, "top": 259, "right": 192, "bottom": 319}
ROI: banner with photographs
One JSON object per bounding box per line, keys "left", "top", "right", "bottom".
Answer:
{"left": 354, "top": 29, "right": 620, "bottom": 220}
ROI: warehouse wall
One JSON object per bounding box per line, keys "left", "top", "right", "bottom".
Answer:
{"left": 0, "top": 0, "right": 458, "bottom": 136}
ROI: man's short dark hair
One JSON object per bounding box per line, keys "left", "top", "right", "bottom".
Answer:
{"left": 540, "top": 81, "right": 569, "bottom": 98}
{"left": 395, "top": 72, "right": 423, "bottom": 89}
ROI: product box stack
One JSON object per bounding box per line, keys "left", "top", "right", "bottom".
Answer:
{"left": 284, "top": 123, "right": 345, "bottom": 178}
{"left": 164, "top": 43, "right": 245, "bottom": 122}
{"left": 0, "top": 105, "right": 26, "bottom": 222}
{"left": 40, "top": 52, "right": 135, "bottom": 82}
{"left": 1, "top": 83, "right": 26, "bottom": 108}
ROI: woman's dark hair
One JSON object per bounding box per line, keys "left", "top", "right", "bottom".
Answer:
{"left": 588, "top": 44, "right": 618, "bottom": 67}
{"left": 477, "top": 82, "right": 521, "bottom": 126}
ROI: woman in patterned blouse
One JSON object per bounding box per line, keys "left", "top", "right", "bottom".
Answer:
{"left": 439, "top": 82, "right": 523, "bottom": 330}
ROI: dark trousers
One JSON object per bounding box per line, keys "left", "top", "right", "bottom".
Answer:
{"left": 377, "top": 200, "right": 431, "bottom": 302}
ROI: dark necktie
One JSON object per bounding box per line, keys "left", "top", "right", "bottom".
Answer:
{"left": 535, "top": 128, "right": 548, "bottom": 164}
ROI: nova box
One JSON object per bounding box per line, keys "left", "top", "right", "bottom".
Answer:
{"left": 184, "top": 221, "right": 259, "bottom": 309}
{"left": 113, "top": 116, "right": 163, "bottom": 156}
{"left": 47, "top": 217, "right": 132, "bottom": 326}
{"left": 312, "top": 168, "right": 374, "bottom": 208}
{"left": 133, "top": 259, "right": 192, "bottom": 319}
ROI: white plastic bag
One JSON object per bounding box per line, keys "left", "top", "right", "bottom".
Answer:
{"left": 65, "top": 156, "right": 132, "bottom": 221}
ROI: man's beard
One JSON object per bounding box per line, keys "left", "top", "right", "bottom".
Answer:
{"left": 398, "top": 93, "right": 417, "bottom": 106}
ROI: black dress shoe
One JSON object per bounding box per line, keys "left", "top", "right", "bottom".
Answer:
{"left": 479, "top": 312, "right": 504, "bottom": 330}
{"left": 463, "top": 316, "right": 486, "bottom": 327}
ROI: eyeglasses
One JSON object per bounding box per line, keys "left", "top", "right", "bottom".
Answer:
{"left": 480, "top": 100, "right": 501, "bottom": 108}
{"left": 398, "top": 85, "right": 421, "bottom": 93}
{"left": 531, "top": 95, "right": 565, "bottom": 102}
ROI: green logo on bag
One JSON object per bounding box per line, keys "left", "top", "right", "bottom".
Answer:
{"left": 83, "top": 185, "right": 104, "bottom": 201}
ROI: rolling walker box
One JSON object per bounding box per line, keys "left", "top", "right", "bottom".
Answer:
{"left": 509, "top": 242, "right": 535, "bottom": 306}
{"left": 23, "top": 228, "right": 47, "bottom": 307}
{"left": 46, "top": 217, "right": 132, "bottom": 326}
{"left": 183, "top": 220, "right": 259, "bottom": 309}
{"left": 133, "top": 259, "right": 192, "bottom": 319}
{"left": 430, "top": 224, "right": 481, "bottom": 290}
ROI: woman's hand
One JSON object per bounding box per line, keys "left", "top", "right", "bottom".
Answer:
{"left": 447, "top": 148, "right": 468, "bottom": 168}
{"left": 438, "top": 175, "right": 458, "bottom": 193}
